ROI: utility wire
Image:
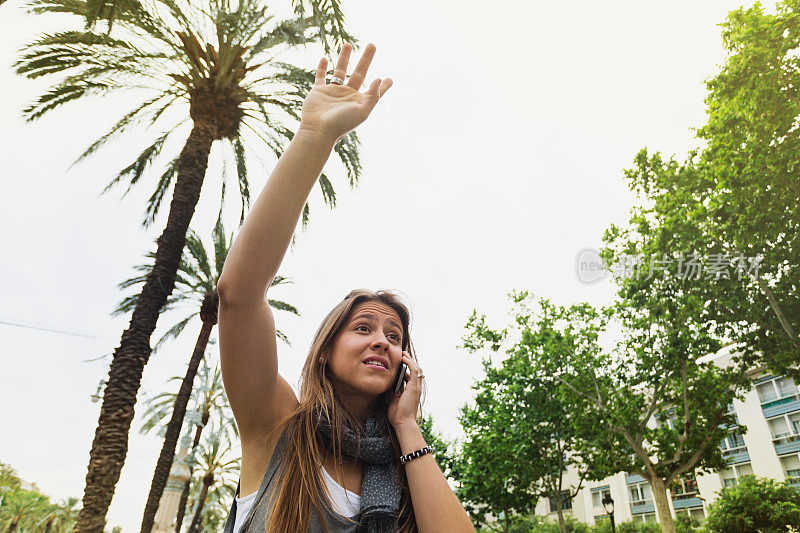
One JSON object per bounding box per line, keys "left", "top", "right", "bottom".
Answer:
{"left": 0, "top": 318, "right": 97, "bottom": 339}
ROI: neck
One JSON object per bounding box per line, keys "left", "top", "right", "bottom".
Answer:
{"left": 336, "top": 391, "right": 379, "bottom": 426}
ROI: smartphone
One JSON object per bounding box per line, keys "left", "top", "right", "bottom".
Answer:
{"left": 393, "top": 362, "right": 408, "bottom": 394}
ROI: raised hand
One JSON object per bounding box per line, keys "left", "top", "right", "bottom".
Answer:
{"left": 299, "top": 43, "right": 393, "bottom": 143}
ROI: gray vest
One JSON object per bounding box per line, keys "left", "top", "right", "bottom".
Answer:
{"left": 223, "top": 424, "right": 361, "bottom": 533}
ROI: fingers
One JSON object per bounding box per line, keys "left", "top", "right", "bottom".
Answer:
{"left": 314, "top": 57, "right": 327, "bottom": 86}
{"left": 401, "top": 351, "right": 422, "bottom": 382}
{"left": 331, "top": 43, "right": 352, "bottom": 83}
{"left": 364, "top": 77, "right": 393, "bottom": 110}
{"left": 346, "top": 43, "right": 376, "bottom": 91}
{"left": 378, "top": 78, "right": 393, "bottom": 98}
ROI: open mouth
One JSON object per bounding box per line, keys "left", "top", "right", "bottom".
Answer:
{"left": 362, "top": 361, "right": 388, "bottom": 371}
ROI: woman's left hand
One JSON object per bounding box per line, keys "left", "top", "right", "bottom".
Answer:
{"left": 387, "top": 351, "right": 424, "bottom": 429}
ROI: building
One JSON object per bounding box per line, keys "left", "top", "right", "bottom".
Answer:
{"left": 529, "top": 348, "right": 800, "bottom": 526}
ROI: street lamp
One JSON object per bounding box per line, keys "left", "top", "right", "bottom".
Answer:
{"left": 602, "top": 494, "right": 616, "bottom": 533}
{"left": 90, "top": 380, "right": 106, "bottom": 403}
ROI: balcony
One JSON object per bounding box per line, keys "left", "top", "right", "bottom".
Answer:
{"left": 773, "top": 433, "right": 800, "bottom": 456}
{"left": 761, "top": 395, "right": 800, "bottom": 418}
{"left": 672, "top": 495, "right": 704, "bottom": 510}
{"left": 629, "top": 500, "right": 655, "bottom": 515}
{"left": 721, "top": 446, "right": 750, "bottom": 465}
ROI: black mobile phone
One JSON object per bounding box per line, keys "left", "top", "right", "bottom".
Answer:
{"left": 394, "top": 362, "right": 408, "bottom": 394}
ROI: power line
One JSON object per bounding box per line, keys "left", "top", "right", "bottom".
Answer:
{"left": 0, "top": 318, "right": 97, "bottom": 339}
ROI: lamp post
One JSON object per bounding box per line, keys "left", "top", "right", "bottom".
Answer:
{"left": 602, "top": 494, "right": 616, "bottom": 533}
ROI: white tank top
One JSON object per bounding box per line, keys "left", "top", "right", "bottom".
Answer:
{"left": 233, "top": 465, "right": 360, "bottom": 533}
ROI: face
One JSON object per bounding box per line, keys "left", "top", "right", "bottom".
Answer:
{"left": 326, "top": 300, "right": 405, "bottom": 398}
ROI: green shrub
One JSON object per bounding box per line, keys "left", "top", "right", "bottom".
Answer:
{"left": 705, "top": 475, "right": 800, "bottom": 533}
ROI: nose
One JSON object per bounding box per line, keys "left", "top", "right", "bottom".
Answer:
{"left": 371, "top": 333, "right": 390, "bottom": 351}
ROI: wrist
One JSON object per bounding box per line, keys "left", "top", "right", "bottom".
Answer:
{"left": 393, "top": 419, "right": 427, "bottom": 455}
{"left": 296, "top": 123, "right": 338, "bottom": 149}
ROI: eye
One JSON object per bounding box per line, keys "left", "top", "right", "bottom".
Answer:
{"left": 355, "top": 323, "right": 370, "bottom": 332}
{"left": 388, "top": 332, "right": 401, "bottom": 342}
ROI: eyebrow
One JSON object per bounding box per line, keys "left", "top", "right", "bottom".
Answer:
{"left": 350, "top": 313, "right": 402, "bottom": 331}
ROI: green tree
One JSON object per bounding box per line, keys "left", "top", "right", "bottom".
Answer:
{"left": 606, "top": 0, "right": 800, "bottom": 384}
{"left": 457, "top": 293, "right": 598, "bottom": 533}
{"left": 705, "top": 475, "right": 800, "bottom": 532}
{"left": 16, "top": 1, "right": 360, "bottom": 529}
{"left": 117, "top": 216, "right": 298, "bottom": 533}
{"left": 556, "top": 289, "right": 746, "bottom": 533}
{"left": 417, "top": 412, "right": 459, "bottom": 481}
{"left": 698, "top": 0, "right": 800, "bottom": 373}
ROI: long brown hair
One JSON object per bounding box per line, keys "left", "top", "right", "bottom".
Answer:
{"left": 263, "top": 289, "right": 425, "bottom": 532}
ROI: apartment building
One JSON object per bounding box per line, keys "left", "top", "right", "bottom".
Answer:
{"left": 529, "top": 349, "right": 800, "bottom": 526}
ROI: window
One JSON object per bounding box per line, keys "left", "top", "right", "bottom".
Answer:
{"left": 548, "top": 491, "right": 572, "bottom": 513}
{"left": 792, "top": 413, "right": 800, "bottom": 434}
{"left": 720, "top": 431, "right": 747, "bottom": 457}
{"left": 629, "top": 482, "right": 652, "bottom": 504}
{"left": 781, "top": 455, "right": 800, "bottom": 485}
{"left": 757, "top": 375, "right": 799, "bottom": 404}
{"left": 758, "top": 381, "right": 779, "bottom": 403}
{"left": 778, "top": 377, "right": 798, "bottom": 397}
{"left": 591, "top": 487, "right": 611, "bottom": 508}
{"left": 720, "top": 463, "right": 753, "bottom": 487}
{"left": 671, "top": 475, "right": 698, "bottom": 499}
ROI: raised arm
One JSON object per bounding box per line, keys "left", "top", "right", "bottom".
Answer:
{"left": 216, "top": 43, "right": 393, "bottom": 441}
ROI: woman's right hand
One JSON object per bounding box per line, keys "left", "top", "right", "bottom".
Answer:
{"left": 299, "top": 43, "right": 393, "bottom": 143}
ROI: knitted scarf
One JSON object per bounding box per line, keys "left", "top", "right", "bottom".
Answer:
{"left": 313, "top": 406, "right": 401, "bottom": 533}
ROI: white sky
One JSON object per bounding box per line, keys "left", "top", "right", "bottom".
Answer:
{"left": 0, "top": 0, "right": 770, "bottom": 530}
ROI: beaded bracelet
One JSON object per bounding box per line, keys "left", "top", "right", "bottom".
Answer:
{"left": 400, "top": 445, "right": 434, "bottom": 465}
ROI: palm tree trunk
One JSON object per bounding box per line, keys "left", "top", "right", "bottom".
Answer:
{"left": 140, "top": 295, "right": 218, "bottom": 533}
{"left": 74, "top": 122, "right": 217, "bottom": 533}
{"left": 187, "top": 473, "right": 214, "bottom": 533}
{"left": 7, "top": 521, "right": 18, "bottom": 533}
{"left": 175, "top": 422, "right": 207, "bottom": 532}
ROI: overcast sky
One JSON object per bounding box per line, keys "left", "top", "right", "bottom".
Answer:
{"left": 0, "top": 0, "right": 771, "bottom": 530}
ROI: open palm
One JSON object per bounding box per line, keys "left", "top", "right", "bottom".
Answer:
{"left": 300, "top": 43, "right": 393, "bottom": 142}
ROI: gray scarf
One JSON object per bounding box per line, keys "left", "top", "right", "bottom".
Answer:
{"left": 313, "top": 407, "right": 401, "bottom": 533}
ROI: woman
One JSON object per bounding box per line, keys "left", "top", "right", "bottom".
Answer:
{"left": 217, "top": 43, "right": 474, "bottom": 532}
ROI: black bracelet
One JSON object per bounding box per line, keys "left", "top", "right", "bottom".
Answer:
{"left": 400, "top": 445, "right": 434, "bottom": 465}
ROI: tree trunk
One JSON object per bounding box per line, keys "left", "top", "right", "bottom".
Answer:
{"left": 650, "top": 477, "right": 676, "bottom": 533}
{"left": 74, "top": 122, "right": 217, "bottom": 533}
{"left": 554, "top": 493, "right": 566, "bottom": 533}
{"left": 187, "top": 473, "right": 214, "bottom": 533}
{"left": 175, "top": 419, "right": 207, "bottom": 532}
{"left": 140, "top": 296, "right": 218, "bottom": 533}
{"left": 7, "top": 520, "right": 18, "bottom": 533}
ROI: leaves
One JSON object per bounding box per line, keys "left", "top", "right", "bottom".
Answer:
{"left": 19, "top": 0, "right": 363, "bottom": 232}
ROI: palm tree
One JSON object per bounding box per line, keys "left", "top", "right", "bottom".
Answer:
{"left": 139, "top": 356, "right": 236, "bottom": 533}
{"left": 16, "top": 1, "right": 359, "bottom": 529}
{"left": 185, "top": 429, "right": 239, "bottom": 533}
{"left": 40, "top": 497, "right": 81, "bottom": 533}
{"left": 0, "top": 489, "right": 48, "bottom": 533}
{"left": 170, "top": 361, "right": 230, "bottom": 532}
{"left": 116, "top": 216, "right": 298, "bottom": 533}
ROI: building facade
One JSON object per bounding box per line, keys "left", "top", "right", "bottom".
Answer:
{"left": 530, "top": 351, "right": 800, "bottom": 526}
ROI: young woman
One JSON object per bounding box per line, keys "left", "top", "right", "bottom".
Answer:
{"left": 217, "top": 44, "right": 474, "bottom": 532}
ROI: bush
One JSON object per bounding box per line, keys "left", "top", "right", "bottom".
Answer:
{"left": 705, "top": 475, "right": 800, "bottom": 533}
